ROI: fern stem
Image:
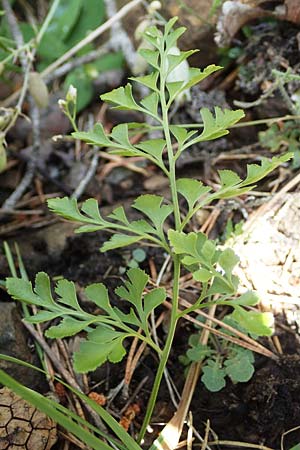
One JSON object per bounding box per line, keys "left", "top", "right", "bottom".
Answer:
{"left": 137, "top": 255, "right": 180, "bottom": 443}
{"left": 137, "top": 51, "right": 182, "bottom": 443}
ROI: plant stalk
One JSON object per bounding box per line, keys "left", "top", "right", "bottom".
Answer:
{"left": 137, "top": 49, "right": 182, "bottom": 443}
{"left": 137, "top": 255, "right": 181, "bottom": 443}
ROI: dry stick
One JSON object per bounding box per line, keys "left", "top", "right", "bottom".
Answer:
{"left": 2, "top": 0, "right": 144, "bottom": 107}
{"left": 72, "top": 115, "right": 100, "bottom": 200}
{"left": 103, "top": 0, "right": 137, "bottom": 69}
{"left": 3, "top": 101, "right": 40, "bottom": 209}
{"left": 208, "top": 440, "right": 274, "bottom": 450}
{"left": 22, "top": 321, "right": 107, "bottom": 432}
{"left": 124, "top": 330, "right": 142, "bottom": 388}
{"left": 187, "top": 412, "right": 194, "bottom": 450}
{"left": 153, "top": 306, "right": 217, "bottom": 450}
{"left": 45, "top": 43, "right": 112, "bottom": 83}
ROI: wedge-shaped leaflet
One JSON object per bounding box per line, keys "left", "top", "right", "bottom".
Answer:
{"left": 100, "top": 84, "right": 142, "bottom": 111}
{"left": 219, "top": 170, "right": 242, "bottom": 187}
{"left": 115, "top": 268, "right": 166, "bottom": 332}
{"left": 130, "top": 72, "right": 159, "bottom": 91}
{"left": 74, "top": 326, "right": 128, "bottom": 372}
{"left": 168, "top": 230, "right": 212, "bottom": 266}
{"left": 166, "top": 50, "right": 197, "bottom": 75}
{"left": 170, "top": 125, "right": 197, "bottom": 147}
{"left": 72, "top": 123, "right": 111, "bottom": 147}
{"left": 140, "top": 92, "right": 159, "bottom": 117}
{"left": 184, "top": 65, "right": 222, "bottom": 91}
{"left": 164, "top": 16, "right": 179, "bottom": 35}
{"left": 195, "top": 107, "right": 245, "bottom": 142}
{"left": 85, "top": 282, "right": 112, "bottom": 313}
{"left": 136, "top": 139, "right": 166, "bottom": 166}
{"left": 240, "top": 153, "right": 293, "bottom": 186}
{"left": 214, "top": 152, "right": 293, "bottom": 199}
{"left": 167, "top": 65, "right": 221, "bottom": 103}
{"left": 46, "top": 317, "right": 93, "bottom": 338}
{"left": 133, "top": 194, "right": 173, "bottom": 233}
{"left": 26, "top": 311, "right": 62, "bottom": 323}
{"left": 34, "top": 271, "right": 55, "bottom": 305}
{"left": 115, "top": 268, "right": 148, "bottom": 320}
{"left": 207, "top": 274, "right": 239, "bottom": 295}
{"left": 142, "top": 25, "right": 162, "bottom": 49}
{"left": 6, "top": 277, "right": 47, "bottom": 307}
{"left": 176, "top": 178, "right": 211, "bottom": 210}
{"left": 168, "top": 230, "right": 197, "bottom": 256}
{"left": 48, "top": 197, "right": 85, "bottom": 222}
{"left": 192, "top": 268, "right": 213, "bottom": 283}
{"left": 180, "top": 107, "right": 244, "bottom": 152}
{"left": 143, "top": 288, "right": 166, "bottom": 321}
{"left": 127, "top": 219, "right": 157, "bottom": 235}
{"left": 100, "top": 234, "right": 143, "bottom": 252}
{"left": 110, "top": 123, "right": 136, "bottom": 150}
{"left": 47, "top": 197, "right": 105, "bottom": 226}
{"left": 108, "top": 206, "right": 129, "bottom": 225}
{"left": 222, "top": 290, "right": 260, "bottom": 308}
{"left": 166, "top": 81, "right": 185, "bottom": 102}
{"left": 138, "top": 49, "right": 159, "bottom": 70}
{"left": 165, "top": 26, "right": 186, "bottom": 51}
{"left": 55, "top": 278, "right": 81, "bottom": 310}
{"left": 218, "top": 248, "right": 240, "bottom": 279}
{"left": 169, "top": 231, "right": 239, "bottom": 293}
{"left": 231, "top": 306, "right": 274, "bottom": 336}
{"left": 112, "top": 307, "right": 140, "bottom": 327}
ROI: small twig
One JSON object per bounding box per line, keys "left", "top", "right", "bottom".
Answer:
{"left": 45, "top": 43, "right": 111, "bottom": 83}
{"left": 208, "top": 440, "right": 274, "bottom": 450}
{"left": 187, "top": 412, "right": 193, "bottom": 450}
{"left": 200, "top": 420, "right": 211, "bottom": 450}
{"left": 72, "top": 149, "right": 99, "bottom": 199}
{"left": 3, "top": 101, "right": 40, "bottom": 209}
{"left": 103, "top": 0, "right": 138, "bottom": 70}
{"left": 119, "top": 376, "right": 148, "bottom": 415}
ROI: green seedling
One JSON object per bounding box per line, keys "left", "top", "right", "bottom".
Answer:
{"left": 120, "top": 248, "right": 148, "bottom": 273}
{"left": 3, "top": 17, "right": 292, "bottom": 448}
{"left": 180, "top": 316, "right": 257, "bottom": 392}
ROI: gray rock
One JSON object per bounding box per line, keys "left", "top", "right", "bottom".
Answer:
{"left": 0, "top": 302, "right": 43, "bottom": 389}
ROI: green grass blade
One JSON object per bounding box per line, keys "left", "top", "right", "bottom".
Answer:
{"left": 0, "top": 354, "right": 142, "bottom": 450}
{"left": 3, "top": 241, "right": 18, "bottom": 277}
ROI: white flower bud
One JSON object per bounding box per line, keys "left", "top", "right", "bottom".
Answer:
{"left": 66, "top": 84, "right": 77, "bottom": 103}
{"left": 148, "top": 1, "right": 161, "bottom": 14}
{"left": 58, "top": 99, "right": 67, "bottom": 110}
